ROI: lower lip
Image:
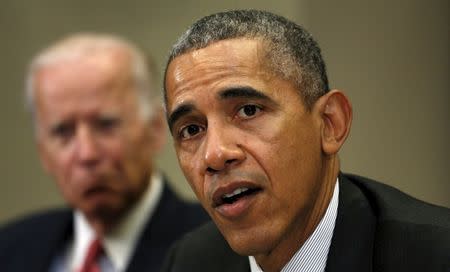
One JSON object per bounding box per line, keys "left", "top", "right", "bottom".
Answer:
{"left": 85, "top": 187, "right": 114, "bottom": 198}
{"left": 215, "top": 192, "right": 259, "bottom": 219}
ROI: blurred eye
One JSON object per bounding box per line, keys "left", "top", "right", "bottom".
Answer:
{"left": 50, "top": 122, "right": 75, "bottom": 140}
{"left": 180, "top": 124, "right": 203, "bottom": 139}
{"left": 95, "top": 117, "right": 120, "bottom": 131}
{"left": 237, "top": 104, "right": 261, "bottom": 118}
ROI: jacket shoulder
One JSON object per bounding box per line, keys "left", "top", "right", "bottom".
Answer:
{"left": 154, "top": 181, "right": 210, "bottom": 234}
{"left": 342, "top": 173, "right": 450, "bottom": 270}
{"left": 0, "top": 209, "right": 72, "bottom": 252}
{"left": 343, "top": 173, "right": 450, "bottom": 226}
{"left": 0, "top": 208, "right": 71, "bottom": 242}
{"left": 161, "top": 222, "right": 248, "bottom": 272}
{"left": 0, "top": 208, "right": 72, "bottom": 270}
{"left": 127, "top": 183, "right": 211, "bottom": 272}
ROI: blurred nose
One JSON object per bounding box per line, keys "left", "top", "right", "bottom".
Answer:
{"left": 202, "top": 123, "right": 245, "bottom": 175}
{"left": 75, "top": 125, "right": 101, "bottom": 167}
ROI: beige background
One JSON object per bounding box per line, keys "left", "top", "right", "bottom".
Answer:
{"left": 1, "top": 0, "right": 448, "bottom": 225}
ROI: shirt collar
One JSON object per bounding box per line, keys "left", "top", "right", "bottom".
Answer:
{"left": 249, "top": 179, "right": 339, "bottom": 272}
{"left": 70, "top": 172, "right": 164, "bottom": 271}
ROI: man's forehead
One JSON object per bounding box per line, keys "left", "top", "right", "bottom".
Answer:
{"left": 165, "top": 38, "right": 273, "bottom": 101}
{"left": 38, "top": 48, "right": 132, "bottom": 88}
{"left": 169, "top": 38, "right": 266, "bottom": 72}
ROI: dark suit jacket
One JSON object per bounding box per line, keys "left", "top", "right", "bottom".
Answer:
{"left": 161, "top": 173, "right": 450, "bottom": 272}
{"left": 0, "top": 179, "right": 210, "bottom": 272}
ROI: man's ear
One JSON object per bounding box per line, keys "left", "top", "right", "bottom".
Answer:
{"left": 315, "top": 90, "right": 352, "bottom": 155}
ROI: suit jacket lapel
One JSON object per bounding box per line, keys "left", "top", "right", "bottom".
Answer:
{"left": 126, "top": 178, "right": 208, "bottom": 272}
{"left": 325, "top": 174, "right": 376, "bottom": 272}
{"left": 126, "top": 181, "right": 172, "bottom": 272}
{"left": 221, "top": 255, "right": 249, "bottom": 272}
{"left": 29, "top": 209, "right": 73, "bottom": 272}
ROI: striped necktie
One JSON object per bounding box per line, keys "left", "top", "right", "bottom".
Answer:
{"left": 79, "top": 238, "right": 103, "bottom": 272}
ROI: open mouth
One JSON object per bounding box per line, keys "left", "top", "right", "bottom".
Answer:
{"left": 214, "top": 186, "right": 262, "bottom": 207}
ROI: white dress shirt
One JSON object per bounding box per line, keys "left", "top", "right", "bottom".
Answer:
{"left": 249, "top": 179, "right": 339, "bottom": 272}
{"left": 52, "top": 172, "right": 164, "bottom": 272}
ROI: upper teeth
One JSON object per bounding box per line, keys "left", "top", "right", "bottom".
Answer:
{"left": 223, "top": 187, "right": 249, "bottom": 198}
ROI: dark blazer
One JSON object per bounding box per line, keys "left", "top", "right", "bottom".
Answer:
{"left": 161, "top": 173, "right": 450, "bottom": 272}
{"left": 0, "top": 179, "right": 210, "bottom": 272}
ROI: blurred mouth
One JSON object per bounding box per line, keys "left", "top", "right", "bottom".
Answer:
{"left": 83, "top": 183, "right": 116, "bottom": 200}
{"left": 212, "top": 182, "right": 262, "bottom": 219}
{"left": 85, "top": 186, "right": 110, "bottom": 195}
{"left": 77, "top": 173, "right": 111, "bottom": 192}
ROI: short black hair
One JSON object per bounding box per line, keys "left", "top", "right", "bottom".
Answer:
{"left": 164, "top": 9, "right": 329, "bottom": 110}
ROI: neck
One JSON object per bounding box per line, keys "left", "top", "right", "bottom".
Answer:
{"left": 255, "top": 156, "right": 340, "bottom": 272}
{"left": 86, "top": 179, "right": 151, "bottom": 237}
{"left": 87, "top": 217, "right": 117, "bottom": 238}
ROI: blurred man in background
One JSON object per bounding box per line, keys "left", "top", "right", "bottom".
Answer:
{"left": 0, "top": 33, "right": 208, "bottom": 272}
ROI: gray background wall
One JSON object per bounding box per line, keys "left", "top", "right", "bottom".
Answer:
{"left": 1, "top": 0, "right": 448, "bottom": 225}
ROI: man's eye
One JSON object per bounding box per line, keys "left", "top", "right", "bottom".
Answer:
{"left": 96, "top": 117, "right": 120, "bottom": 131}
{"left": 180, "top": 124, "right": 203, "bottom": 139}
{"left": 237, "top": 104, "right": 261, "bottom": 118}
{"left": 50, "top": 123, "right": 74, "bottom": 139}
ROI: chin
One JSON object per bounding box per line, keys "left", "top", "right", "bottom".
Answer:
{"left": 228, "top": 237, "right": 274, "bottom": 257}
{"left": 83, "top": 199, "right": 126, "bottom": 219}
{"left": 221, "top": 226, "right": 276, "bottom": 256}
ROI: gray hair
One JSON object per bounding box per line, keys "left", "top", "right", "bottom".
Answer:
{"left": 164, "top": 9, "right": 329, "bottom": 110}
{"left": 26, "top": 32, "right": 159, "bottom": 121}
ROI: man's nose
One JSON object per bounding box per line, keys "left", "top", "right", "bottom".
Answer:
{"left": 75, "top": 125, "right": 101, "bottom": 165}
{"left": 202, "top": 124, "right": 245, "bottom": 174}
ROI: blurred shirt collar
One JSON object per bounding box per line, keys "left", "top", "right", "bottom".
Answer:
{"left": 70, "top": 172, "right": 164, "bottom": 272}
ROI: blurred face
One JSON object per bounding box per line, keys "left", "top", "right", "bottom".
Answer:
{"left": 165, "top": 39, "right": 333, "bottom": 264}
{"left": 34, "top": 49, "right": 163, "bottom": 225}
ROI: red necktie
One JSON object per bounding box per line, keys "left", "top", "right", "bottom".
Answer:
{"left": 79, "top": 238, "right": 103, "bottom": 272}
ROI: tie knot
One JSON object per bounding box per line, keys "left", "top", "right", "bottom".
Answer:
{"left": 79, "top": 238, "right": 104, "bottom": 272}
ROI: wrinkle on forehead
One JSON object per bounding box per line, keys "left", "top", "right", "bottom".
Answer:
{"left": 166, "top": 38, "right": 272, "bottom": 110}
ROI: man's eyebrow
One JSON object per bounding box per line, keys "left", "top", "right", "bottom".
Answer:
{"left": 167, "top": 103, "right": 195, "bottom": 134}
{"left": 218, "top": 86, "right": 270, "bottom": 101}
{"left": 168, "top": 87, "right": 271, "bottom": 134}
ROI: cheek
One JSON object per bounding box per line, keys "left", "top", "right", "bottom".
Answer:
{"left": 48, "top": 154, "right": 80, "bottom": 201}
{"left": 259, "top": 116, "right": 322, "bottom": 188}
{"left": 178, "top": 150, "right": 205, "bottom": 199}
{"left": 284, "top": 137, "right": 320, "bottom": 179}
{"left": 278, "top": 133, "right": 322, "bottom": 200}
{"left": 116, "top": 128, "right": 148, "bottom": 164}
{"left": 104, "top": 141, "right": 126, "bottom": 171}
{"left": 176, "top": 147, "right": 191, "bottom": 173}
{"left": 45, "top": 149, "right": 75, "bottom": 181}
{"left": 119, "top": 143, "right": 149, "bottom": 183}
